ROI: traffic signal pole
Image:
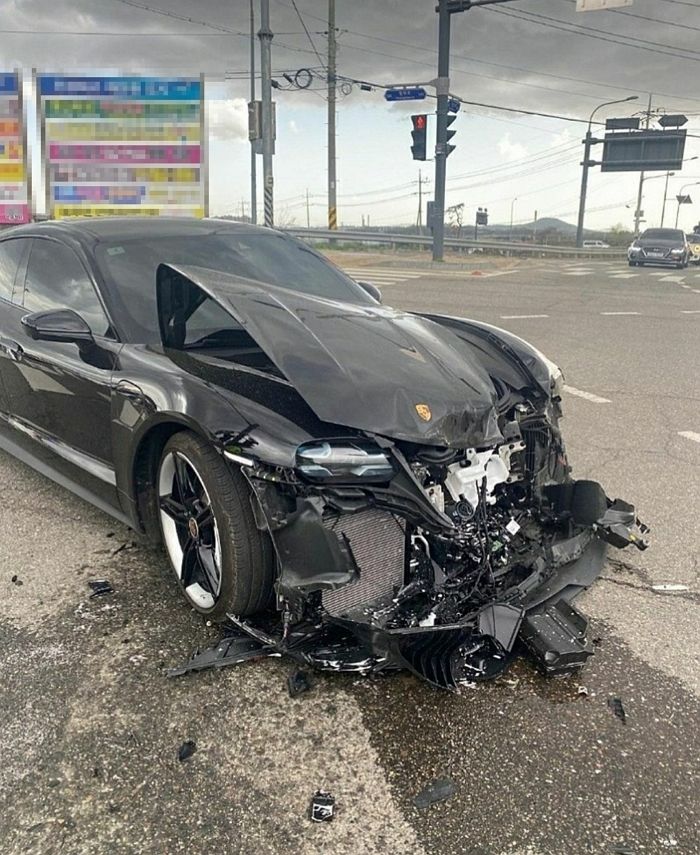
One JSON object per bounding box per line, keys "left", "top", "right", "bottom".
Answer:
{"left": 432, "top": 0, "right": 451, "bottom": 262}
{"left": 432, "top": 0, "right": 521, "bottom": 262}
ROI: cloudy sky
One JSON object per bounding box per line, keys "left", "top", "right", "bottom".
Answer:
{"left": 2, "top": 0, "right": 700, "bottom": 230}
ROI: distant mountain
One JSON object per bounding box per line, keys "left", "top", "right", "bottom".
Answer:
{"left": 485, "top": 217, "right": 578, "bottom": 236}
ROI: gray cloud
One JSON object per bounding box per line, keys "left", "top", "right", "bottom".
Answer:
{"left": 0, "top": 0, "right": 697, "bottom": 122}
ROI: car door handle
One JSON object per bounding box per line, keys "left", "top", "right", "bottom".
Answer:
{"left": 0, "top": 337, "right": 23, "bottom": 362}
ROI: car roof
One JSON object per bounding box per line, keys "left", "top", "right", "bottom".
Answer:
{"left": 1, "top": 217, "right": 273, "bottom": 243}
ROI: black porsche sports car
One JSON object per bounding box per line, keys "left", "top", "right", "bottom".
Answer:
{"left": 0, "top": 218, "right": 647, "bottom": 689}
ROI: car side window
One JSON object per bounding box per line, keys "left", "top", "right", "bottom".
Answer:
{"left": 0, "top": 238, "right": 28, "bottom": 303}
{"left": 22, "top": 239, "right": 110, "bottom": 336}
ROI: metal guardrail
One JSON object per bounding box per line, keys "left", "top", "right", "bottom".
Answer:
{"left": 286, "top": 227, "right": 627, "bottom": 258}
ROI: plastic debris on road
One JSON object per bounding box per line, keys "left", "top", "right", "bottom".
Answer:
{"left": 310, "top": 791, "right": 335, "bottom": 822}
{"left": 288, "top": 670, "right": 312, "bottom": 697}
{"left": 607, "top": 697, "right": 627, "bottom": 724}
{"left": 178, "top": 740, "right": 197, "bottom": 762}
{"left": 88, "top": 579, "right": 114, "bottom": 598}
{"left": 413, "top": 777, "right": 457, "bottom": 809}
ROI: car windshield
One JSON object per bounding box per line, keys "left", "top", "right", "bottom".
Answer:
{"left": 640, "top": 229, "right": 684, "bottom": 241}
{"left": 687, "top": 234, "right": 700, "bottom": 242}
{"left": 94, "top": 230, "right": 372, "bottom": 343}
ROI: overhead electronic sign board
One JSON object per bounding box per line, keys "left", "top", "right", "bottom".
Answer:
{"left": 38, "top": 75, "right": 207, "bottom": 218}
{"left": 601, "top": 130, "right": 687, "bottom": 173}
{"left": 0, "top": 72, "right": 30, "bottom": 225}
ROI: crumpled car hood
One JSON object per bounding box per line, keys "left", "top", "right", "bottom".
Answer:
{"left": 157, "top": 264, "right": 502, "bottom": 447}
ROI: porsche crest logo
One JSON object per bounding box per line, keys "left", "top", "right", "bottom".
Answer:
{"left": 415, "top": 403, "right": 432, "bottom": 422}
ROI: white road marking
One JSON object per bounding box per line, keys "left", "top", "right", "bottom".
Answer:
{"left": 343, "top": 268, "right": 423, "bottom": 278}
{"left": 649, "top": 272, "right": 668, "bottom": 277}
{"left": 692, "top": 289, "right": 700, "bottom": 294}
{"left": 563, "top": 385, "right": 611, "bottom": 404}
{"left": 609, "top": 273, "right": 638, "bottom": 279}
{"left": 564, "top": 271, "right": 593, "bottom": 276}
{"left": 600, "top": 311, "right": 641, "bottom": 316}
{"left": 680, "top": 310, "right": 700, "bottom": 314}
{"left": 681, "top": 284, "right": 692, "bottom": 289}
{"left": 678, "top": 431, "right": 700, "bottom": 444}
{"left": 659, "top": 275, "right": 686, "bottom": 283}
{"left": 500, "top": 313, "right": 549, "bottom": 319}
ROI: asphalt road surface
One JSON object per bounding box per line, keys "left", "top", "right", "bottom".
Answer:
{"left": 2, "top": 256, "right": 698, "bottom": 855}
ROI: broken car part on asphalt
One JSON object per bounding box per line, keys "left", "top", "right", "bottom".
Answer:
{"left": 88, "top": 580, "right": 114, "bottom": 598}
{"left": 310, "top": 791, "right": 335, "bottom": 822}
{"left": 413, "top": 778, "right": 457, "bottom": 809}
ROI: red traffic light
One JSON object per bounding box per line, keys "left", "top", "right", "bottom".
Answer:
{"left": 412, "top": 115, "right": 427, "bottom": 130}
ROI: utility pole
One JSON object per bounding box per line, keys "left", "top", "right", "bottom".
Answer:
{"left": 416, "top": 169, "right": 430, "bottom": 231}
{"left": 327, "top": 0, "right": 338, "bottom": 231}
{"left": 259, "top": 0, "right": 274, "bottom": 227}
{"left": 249, "top": 0, "right": 257, "bottom": 224}
{"left": 633, "top": 94, "right": 653, "bottom": 236}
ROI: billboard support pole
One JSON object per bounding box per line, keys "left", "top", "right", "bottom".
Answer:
{"left": 259, "top": 0, "right": 274, "bottom": 227}
{"left": 249, "top": 0, "right": 257, "bottom": 224}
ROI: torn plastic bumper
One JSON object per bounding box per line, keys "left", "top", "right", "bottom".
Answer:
{"left": 169, "top": 490, "right": 649, "bottom": 691}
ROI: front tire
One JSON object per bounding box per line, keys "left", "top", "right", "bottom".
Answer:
{"left": 157, "top": 431, "right": 274, "bottom": 620}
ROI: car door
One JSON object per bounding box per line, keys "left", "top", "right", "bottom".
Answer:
{"left": 0, "top": 237, "right": 31, "bottom": 413}
{"left": 0, "top": 236, "right": 122, "bottom": 507}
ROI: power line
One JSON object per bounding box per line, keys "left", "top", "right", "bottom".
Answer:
{"left": 489, "top": 7, "right": 700, "bottom": 62}
{"left": 110, "top": 0, "right": 319, "bottom": 56}
{"left": 560, "top": 0, "right": 700, "bottom": 33}
{"left": 289, "top": 0, "right": 326, "bottom": 67}
{"left": 328, "top": 27, "right": 700, "bottom": 108}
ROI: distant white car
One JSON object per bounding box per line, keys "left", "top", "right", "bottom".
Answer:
{"left": 583, "top": 240, "right": 610, "bottom": 249}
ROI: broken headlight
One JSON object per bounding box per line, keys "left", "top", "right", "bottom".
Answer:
{"left": 296, "top": 440, "right": 395, "bottom": 483}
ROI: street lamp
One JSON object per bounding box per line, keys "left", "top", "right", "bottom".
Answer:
{"left": 675, "top": 181, "right": 700, "bottom": 229}
{"left": 659, "top": 171, "right": 675, "bottom": 227}
{"left": 660, "top": 157, "right": 699, "bottom": 227}
{"left": 575, "top": 95, "right": 639, "bottom": 248}
{"left": 509, "top": 197, "right": 518, "bottom": 241}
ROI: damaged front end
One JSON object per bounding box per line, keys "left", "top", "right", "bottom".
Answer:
{"left": 173, "top": 402, "right": 649, "bottom": 691}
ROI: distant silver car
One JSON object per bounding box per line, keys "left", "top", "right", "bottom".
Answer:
{"left": 628, "top": 228, "right": 689, "bottom": 268}
{"left": 582, "top": 240, "right": 610, "bottom": 249}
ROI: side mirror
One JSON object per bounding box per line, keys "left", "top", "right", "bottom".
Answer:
{"left": 21, "top": 309, "right": 94, "bottom": 344}
{"left": 356, "top": 280, "right": 382, "bottom": 304}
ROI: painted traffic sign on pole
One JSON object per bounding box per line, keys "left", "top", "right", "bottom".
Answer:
{"left": 385, "top": 87, "right": 427, "bottom": 102}
{"left": 448, "top": 98, "right": 461, "bottom": 114}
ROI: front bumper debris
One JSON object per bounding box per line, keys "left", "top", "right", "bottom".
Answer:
{"left": 169, "top": 492, "right": 648, "bottom": 691}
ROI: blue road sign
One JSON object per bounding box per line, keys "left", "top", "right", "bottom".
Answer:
{"left": 448, "top": 98, "right": 461, "bottom": 113}
{"left": 385, "top": 87, "right": 427, "bottom": 102}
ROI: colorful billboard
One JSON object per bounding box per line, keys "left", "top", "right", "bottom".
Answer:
{"left": 0, "top": 72, "right": 30, "bottom": 225}
{"left": 38, "top": 75, "right": 207, "bottom": 218}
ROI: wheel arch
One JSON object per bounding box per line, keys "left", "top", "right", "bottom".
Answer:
{"left": 130, "top": 416, "right": 212, "bottom": 543}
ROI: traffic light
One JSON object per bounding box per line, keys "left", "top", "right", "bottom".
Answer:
{"left": 411, "top": 114, "right": 428, "bottom": 161}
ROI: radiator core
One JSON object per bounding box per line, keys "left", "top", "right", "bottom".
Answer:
{"left": 321, "top": 509, "right": 406, "bottom": 617}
